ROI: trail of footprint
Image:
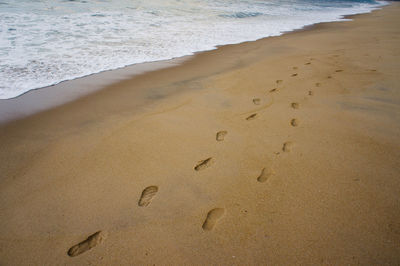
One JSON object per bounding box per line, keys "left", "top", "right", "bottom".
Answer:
{"left": 194, "top": 157, "right": 214, "bottom": 171}
{"left": 138, "top": 186, "right": 159, "bottom": 207}
{"left": 291, "top": 102, "right": 299, "bottom": 109}
{"left": 253, "top": 98, "right": 261, "bottom": 105}
{"left": 68, "top": 231, "right": 107, "bottom": 257}
{"left": 257, "top": 167, "right": 274, "bottom": 183}
{"left": 246, "top": 113, "right": 257, "bottom": 121}
{"left": 202, "top": 208, "right": 225, "bottom": 231}
{"left": 282, "top": 141, "right": 293, "bottom": 152}
{"left": 239, "top": 98, "right": 274, "bottom": 118}
{"left": 216, "top": 131, "right": 227, "bottom": 141}
{"left": 290, "top": 119, "right": 299, "bottom": 127}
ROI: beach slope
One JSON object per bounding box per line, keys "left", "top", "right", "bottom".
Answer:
{"left": 0, "top": 3, "right": 399, "bottom": 265}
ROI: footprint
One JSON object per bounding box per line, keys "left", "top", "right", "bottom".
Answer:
{"left": 194, "top": 157, "right": 214, "bottom": 171}
{"left": 305, "top": 62, "right": 311, "bottom": 65}
{"left": 291, "top": 102, "right": 299, "bottom": 109}
{"left": 315, "top": 83, "right": 321, "bottom": 87}
{"left": 293, "top": 66, "right": 298, "bottom": 70}
{"left": 216, "top": 131, "right": 227, "bottom": 141}
{"left": 291, "top": 73, "right": 298, "bottom": 77}
{"left": 270, "top": 88, "right": 278, "bottom": 93}
{"left": 327, "top": 75, "right": 332, "bottom": 79}
{"left": 276, "top": 80, "right": 283, "bottom": 84}
{"left": 282, "top": 141, "right": 293, "bottom": 152}
{"left": 253, "top": 98, "right": 261, "bottom": 105}
{"left": 308, "top": 90, "right": 314, "bottom": 96}
{"left": 257, "top": 167, "right": 274, "bottom": 183}
{"left": 290, "top": 119, "right": 299, "bottom": 127}
{"left": 138, "top": 186, "right": 159, "bottom": 207}
{"left": 335, "top": 69, "right": 343, "bottom": 72}
{"left": 68, "top": 231, "right": 107, "bottom": 257}
{"left": 202, "top": 208, "right": 225, "bottom": 231}
{"left": 246, "top": 113, "right": 257, "bottom": 121}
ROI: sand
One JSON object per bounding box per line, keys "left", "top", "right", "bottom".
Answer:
{"left": 0, "top": 3, "right": 400, "bottom": 265}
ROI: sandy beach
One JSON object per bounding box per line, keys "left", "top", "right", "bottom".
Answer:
{"left": 0, "top": 2, "right": 399, "bottom": 265}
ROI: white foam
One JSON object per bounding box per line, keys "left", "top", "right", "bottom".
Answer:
{"left": 0, "top": 0, "right": 387, "bottom": 99}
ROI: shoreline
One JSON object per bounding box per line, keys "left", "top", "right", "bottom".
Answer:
{"left": 0, "top": 2, "right": 399, "bottom": 265}
{"left": 0, "top": 4, "right": 387, "bottom": 125}
{"left": 0, "top": 55, "right": 191, "bottom": 124}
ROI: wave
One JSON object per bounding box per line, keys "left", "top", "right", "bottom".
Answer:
{"left": 219, "top": 12, "right": 264, "bottom": 19}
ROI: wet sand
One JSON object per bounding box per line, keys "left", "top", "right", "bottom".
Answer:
{"left": 0, "top": 3, "right": 399, "bottom": 265}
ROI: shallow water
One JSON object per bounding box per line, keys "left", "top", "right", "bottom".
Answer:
{"left": 0, "top": 0, "right": 386, "bottom": 99}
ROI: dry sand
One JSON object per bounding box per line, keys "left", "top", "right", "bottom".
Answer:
{"left": 0, "top": 3, "right": 400, "bottom": 265}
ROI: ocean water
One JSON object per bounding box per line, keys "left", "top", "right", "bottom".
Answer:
{"left": 0, "top": 0, "right": 386, "bottom": 99}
